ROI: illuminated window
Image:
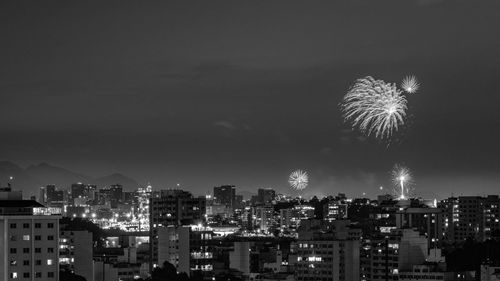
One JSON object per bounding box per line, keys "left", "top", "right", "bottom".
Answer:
{"left": 23, "top": 235, "right": 30, "bottom": 241}
{"left": 47, "top": 259, "right": 53, "bottom": 265}
{"left": 11, "top": 272, "right": 18, "bottom": 279}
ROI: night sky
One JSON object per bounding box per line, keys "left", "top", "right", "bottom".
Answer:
{"left": 1, "top": 1, "right": 500, "bottom": 198}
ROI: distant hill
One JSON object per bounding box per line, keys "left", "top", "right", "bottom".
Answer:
{"left": 25, "top": 162, "right": 90, "bottom": 187}
{"left": 0, "top": 161, "right": 139, "bottom": 197}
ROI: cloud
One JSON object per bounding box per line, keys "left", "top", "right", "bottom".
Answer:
{"left": 213, "top": 120, "right": 236, "bottom": 130}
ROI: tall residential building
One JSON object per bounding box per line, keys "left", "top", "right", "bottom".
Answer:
{"left": 149, "top": 190, "right": 206, "bottom": 272}
{"left": 440, "top": 195, "right": 500, "bottom": 243}
{"left": 0, "top": 200, "right": 61, "bottom": 281}
{"left": 213, "top": 185, "right": 236, "bottom": 209}
{"left": 157, "top": 225, "right": 214, "bottom": 277}
{"left": 60, "top": 229, "right": 93, "bottom": 281}
{"left": 395, "top": 206, "right": 445, "bottom": 249}
{"left": 295, "top": 220, "right": 362, "bottom": 281}
{"left": 324, "top": 200, "right": 348, "bottom": 221}
{"left": 360, "top": 228, "right": 428, "bottom": 281}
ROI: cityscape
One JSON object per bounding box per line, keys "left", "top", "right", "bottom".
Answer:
{"left": 1, "top": 181, "right": 500, "bottom": 281}
{"left": 2, "top": 1, "right": 500, "bottom": 281}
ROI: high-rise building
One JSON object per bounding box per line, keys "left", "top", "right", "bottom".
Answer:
{"left": 0, "top": 199, "right": 61, "bottom": 281}
{"left": 324, "top": 201, "right": 348, "bottom": 221}
{"left": 360, "top": 228, "right": 428, "bottom": 281}
{"left": 395, "top": 205, "right": 445, "bottom": 249}
{"left": 257, "top": 188, "right": 276, "bottom": 205}
{"left": 60, "top": 230, "right": 93, "bottom": 281}
{"left": 295, "top": 220, "right": 361, "bottom": 281}
{"left": 213, "top": 185, "right": 236, "bottom": 209}
{"left": 440, "top": 195, "right": 500, "bottom": 243}
{"left": 109, "top": 184, "right": 124, "bottom": 204}
{"left": 158, "top": 225, "right": 214, "bottom": 277}
{"left": 149, "top": 189, "right": 206, "bottom": 272}
{"left": 71, "top": 183, "right": 87, "bottom": 199}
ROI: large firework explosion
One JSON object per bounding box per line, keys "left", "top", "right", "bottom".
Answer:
{"left": 341, "top": 76, "right": 408, "bottom": 140}
{"left": 391, "top": 164, "right": 414, "bottom": 200}
{"left": 288, "top": 169, "right": 309, "bottom": 191}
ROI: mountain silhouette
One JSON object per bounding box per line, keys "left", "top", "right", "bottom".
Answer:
{"left": 0, "top": 161, "right": 139, "bottom": 198}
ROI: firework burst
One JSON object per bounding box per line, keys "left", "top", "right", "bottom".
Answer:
{"left": 341, "top": 76, "right": 408, "bottom": 139}
{"left": 391, "top": 164, "right": 414, "bottom": 200}
{"left": 401, "top": 75, "right": 420, "bottom": 94}
{"left": 289, "top": 170, "right": 309, "bottom": 191}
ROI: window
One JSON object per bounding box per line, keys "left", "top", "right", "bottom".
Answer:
{"left": 47, "top": 235, "right": 54, "bottom": 241}
{"left": 35, "top": 235, "right": 41, "bottom": 241}
{"left": 23, "top": 260, "right": 29, "bottom": 266}
{"left": 35, "top": 260, "right": 41, "bottom": 265}
{"left": 10, "top": 223, "right": 16, "bottom": 229}
{"left": 47, "top": 272, "right": 55, "bottom": 278}
{"left": 35, "top": 223, "right": 41, "bottom": 228}
{"left": 47, "top": 223, "right": 54, "bottom": 228}
{"left": 23, "top": 235, "right": 30, "bottom": 241}
{"left": 35, "top": 248, "right": 41, "bottom": 253}
{"left": 35, "top": 272, "right": 42, "bottom": 278}
{"left": 23, "top": 248, "right": 29, "bottom": 254}
{"left": 23, "top": 273, "right": 30, "bottom": 278}
{"left": 10, "top": 272, "right": 18, "bottom": 279}
{"left": 10, "top": 260, "right": 17, "bottom": 266}
{"left": 47, "top": 248, "right": 54, "bottom": 253}
{"left": 47, "top": 259, "right": 53, "bottom": 265}
{"left": 23, "top": 223, "right": 29, "bottom": 229}
{"left": 10, "top": 248, "right": 17, "bottom": 254}
{"left": 10, "top": 235, "right": 17, "bottom": 241}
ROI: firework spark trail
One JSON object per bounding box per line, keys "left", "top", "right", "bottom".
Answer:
{"left": 391, "top": 164, "right": 413, "bottom": 200}
{"left": 341, "top": 76, "right": 408, "bottom": 139}
{"left": 289, "top": 170, "right": 309, "bottom": 191}
{"left": 401, "top": 75, "right": 420, "bottom": 94}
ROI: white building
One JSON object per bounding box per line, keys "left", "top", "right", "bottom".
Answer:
{"left": 0, "top": 200, "right": 61, "bottom": 281}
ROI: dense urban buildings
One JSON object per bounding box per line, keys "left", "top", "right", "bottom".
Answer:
{"left": 0, "top": 181, "right": 498, "bottom": 281}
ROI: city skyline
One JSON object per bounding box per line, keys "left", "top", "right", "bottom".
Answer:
{"left": 1, "top": 1, "right": 500, "bottom": 199}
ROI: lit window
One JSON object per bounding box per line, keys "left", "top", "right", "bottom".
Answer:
{"left": 47, "top": 259, "right": 53, "bottom": 265}
{"left": 23, "top": 235, "right": 30, "bottom": 241}
{"left": 11, "top": 272, "right": 18, "bottom": 279}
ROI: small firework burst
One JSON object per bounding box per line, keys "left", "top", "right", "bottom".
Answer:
{"left": 401, "top": 75, "right": 420, "bottom": 94}
{"left": 391, "top": 164, "right": 414, "bottom": 200}
{"left": 341, "top": 76, "right": 408, "bottom": 140}
{"left": 289, "top": 170, "right": 309, "bottom": 191}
